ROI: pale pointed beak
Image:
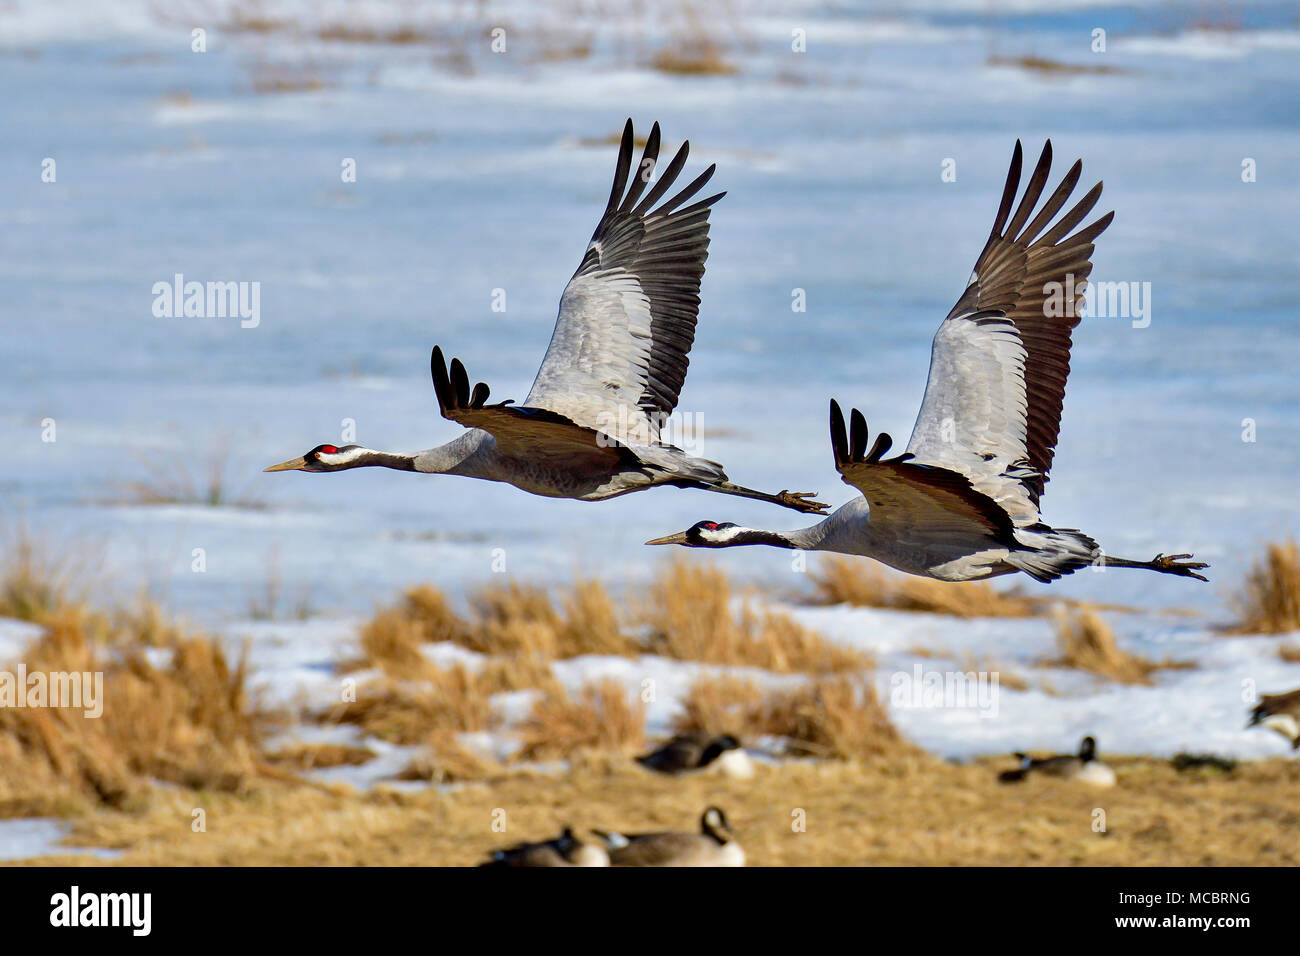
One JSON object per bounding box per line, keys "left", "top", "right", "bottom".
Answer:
{"left": 645, "top": 531, "right": 689, "bottom": 546}
{"left": 264, "top": 456, "right": 309, "bottom": 473}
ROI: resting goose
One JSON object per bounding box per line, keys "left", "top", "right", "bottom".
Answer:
{"left": 594, "top": 806, "right": 745, "bottom": 867}
{"left": 636, "top": 732, "right": 754, "bottom": 778}
{"left": 1247, "top": 688, "right": 1300, "bottom": 749}
{"left": 479, "top": 826, "right": 610, "bottom": 867}
{"left": 998, "top": 735, "right": 1116, "bottom": 787}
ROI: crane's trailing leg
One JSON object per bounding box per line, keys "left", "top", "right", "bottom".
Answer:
{"left": 1102, "top": 552, "right": 1209, "bottom": 582}
{"left": 700, "top": 480, "right": 829, "bottom": 515}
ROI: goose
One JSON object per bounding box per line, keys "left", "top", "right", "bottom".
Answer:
{"left": 593, "top": 806, "right": 745, "bottom": 867}
{"left": 1246, "top": 688, "right": 1300, "bottom": 749}
{"left": 636, "top": 732, "right": 754, "bottom": 778}
{"left": 478, "top": 826, "right": 610, "bottom": 867}
{"left": 645, "top": 140, "right": 1208, "bottom": 584}
{"left": 265, "top": 119, "right": 825, "bottom": 516}
{"left": 998, "top": 735, "right": 1116, "bottom": 787}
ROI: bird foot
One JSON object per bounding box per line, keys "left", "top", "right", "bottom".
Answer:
{"left": 1150, "top": 553, "right": 1209, "bottom": 582}
{"left": 777, "top": 490, "right": 830, "bottom": 515}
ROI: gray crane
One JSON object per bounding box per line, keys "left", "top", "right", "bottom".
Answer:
{"left": 266, "top": 120, "right": 826, "bottom": 516}
{"left": 647, "top": 141, "right": 1208, "bottom": 584}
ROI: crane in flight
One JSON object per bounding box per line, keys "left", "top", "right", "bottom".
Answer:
{"left": 647, "top": 141, "right": 1207, "bottom": 584}
{"left": 266, "top": 120, "right": 826, "bottom": 516}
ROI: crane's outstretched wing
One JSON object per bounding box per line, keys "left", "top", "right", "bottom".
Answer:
{"left": 432, "top": 347, "right": 628, "bottom": 472}
{"left": 831, "top": 400, "right": 1016, "bottom": 548}
{"left": 523, "top": 119, "right": 724, "bottom": 445}
{"left": 905, "top": 141, "right": 1114, "bottom": 525}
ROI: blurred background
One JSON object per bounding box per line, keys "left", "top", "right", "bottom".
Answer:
{"left": 3, "top": 0, "right": 1296, "bottom": 617}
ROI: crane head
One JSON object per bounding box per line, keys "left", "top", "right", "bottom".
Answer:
{"left": 264, "top": 444, "right": 368, "bottom": 473}
{"left": 645, "top": 521, "right": 744, "bottom": 547}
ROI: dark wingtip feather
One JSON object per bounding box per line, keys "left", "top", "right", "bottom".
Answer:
{"left": 849, "top": 408, "right": 869, "bottom": 461}
{"left": 991, "top": 141, "right": 1024, "bottom": 237}
{"left": 1005, "top": 141, "right": 1054, "bottom": 239}
{"left": 656, "top": 163, "right": 718, "bottom": 216}
{"left": 633, "top": 139, "right": 690, "bottom": 215}
{"left": 430, "top": 346, "right": 452, "bottom": 412}
{"left": 621, "top": 122, "right": 662, "bottom": 212}
{"left": 1074, "top": 209, "right": 1115, "bottom": 244}
{"left": 829, "top": 399, "right": 847, "bottom": 465}
{"left": 449, "top": 357, "right": 471, "bottom": 406}
{"left": 605, "top": 120, "right": 635, "bottom": 214}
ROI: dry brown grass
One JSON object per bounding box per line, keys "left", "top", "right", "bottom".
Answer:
{"left": 395, "top": 730, "right": 496, "bottom": 784}
{"left": 362, "top": 566, "right": 867, "bottom": 677}
{"left": 0, "top": 607, "right": 271, "bottom": 815}
{"left": 672, "top": 673, "right": 906, "bottom": 761}
{"left": 1232, "top": 539, "right": 1300, "bottom": 635}
{"left": 350, "top": 584, "right": 476, "bottom": 677}
{"left": 807, "top": 556, "right": 1039, "bottom": 618}
{"left": 672, "top": 675, "right": 766, "bottom": 735}
{"left": 321, "top": 666, "right": 492, "bottom": 746}
{"left": 110, "top": 593, "right": 185, "bottom": 649}
{"left": 1049, "top": 609, "right": 1190, "bottom": 685}
{"left": 476, "top": 654, "right": 561, "bottom": 696}
{"left": 317, "top": 23, "right": 435, "bottom": 45}
{"left": 267, "top": 742, "right": 376, "bottom": 771}
{"left": 643, "top": 560, "right": 869, "bottom": 673}
{"left": 461, "top": 579, "right": 639, "bottom": 659}
{"left": 1279, "top": 644, "right": 1300, "bottom": 663}
{"left": 650, "top": 44, "right": 736, "bottom": 75}
{"left": 515, "top": 679, "right": 645, "bottom": 761}
{"left": 468, "top": 581, "right": 563, "bottom": 657}
{"left": 246, "top": 61, "right": 328, "bottom": 94}
{"left": 754, "top": 676, "right": 906, "bottom": 760}
{"left": 557, "top": 578, "right": 631, "bottom": 657}
{"left": 987, "top": 54, "right": 1127, "bottom": 76}
{"left": 32, "top": 754, "right": 1300, "bottom": 867}
{"left": 357, "top": 607, "right": 431, "bottom": 678}
{"left": 0, "top": 525, "right": 89, "bottom": 624}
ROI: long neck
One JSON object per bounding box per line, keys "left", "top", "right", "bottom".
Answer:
{"left": 411, "top": 432, "right": 485, "bottom": 476}
{"left": 354, "top": 450, "right": 418, "bottom": 471}
{"left": 722, "top": 526, "right": 823, "bottom": 550}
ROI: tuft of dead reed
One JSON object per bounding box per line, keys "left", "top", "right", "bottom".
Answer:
{"left": 1231, "top": 539, "right": 1300, "bottom": 635}
{"left": 0, "top": 606, "right": 270, "bottom": 813}
{"left": 672, "top": 673, "right": 906, "bottom": 761}
{"left": 757, "top": 676, "right": 905, "bottom": 760}
{"left": 671, "top": 675, "right": 765, "bottom": 736}
{"left": 515, "top": 679, "right": 645, "bottom": 760}
{"left": 321, "top": 666, "right": 492, "bottom": 746}
{"left": 1049, "top": 609, "right": 1190, "bottom": 684}
{"left": 643, "top": 560, "right": 869, "bottom": 673}
{"left": 0, "top": 524, "right": 88, "bottom": 624}
{"left": 395, "top": 730, "right": 497, "bottom": 784}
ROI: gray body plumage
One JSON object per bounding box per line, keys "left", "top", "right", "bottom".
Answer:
{"left": 267, "top": 121, "right": 825, "bottom": 516}
{"left": 649, "top": 140, "right": 1206, "bottom": 585}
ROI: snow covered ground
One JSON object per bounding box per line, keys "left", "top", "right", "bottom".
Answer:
{"left": 1, "top": 1, "right": 1298, "bottom": 855}
{"left": 212, "top": 603, "right": 1300, "bottom": 768}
